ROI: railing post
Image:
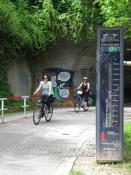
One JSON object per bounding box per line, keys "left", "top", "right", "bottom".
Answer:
{"left": 1, "top": 99, "right": 4, "bottom": 123}
{"left": 23, "top": 96, "right": 27, "bottom": 118}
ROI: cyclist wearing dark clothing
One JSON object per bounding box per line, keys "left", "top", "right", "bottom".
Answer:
{"left": 77, "top": 77, "right": 90, "bottom": 110}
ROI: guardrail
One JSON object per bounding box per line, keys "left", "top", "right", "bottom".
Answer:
{"left": 0, "top": 95, "right": 37, "bottom": 124}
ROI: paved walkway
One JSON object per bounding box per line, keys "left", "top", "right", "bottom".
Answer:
{"left": 0, "top": 107, "right": 131, "bottom": 175}
{"left": 1, "top": 107, "right": 131, "bottom": 124}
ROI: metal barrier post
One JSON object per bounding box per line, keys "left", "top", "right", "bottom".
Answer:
{"left": 23, "top": 96, "right": 27, "bottom": 118}
{"left": 1, "top": 99, "right": 4, "bottom": 123}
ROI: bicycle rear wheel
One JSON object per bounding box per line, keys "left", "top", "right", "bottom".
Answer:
{"left": 74, "top": 98, "right": 80, "bottom": 112}
{"left": 33, "top": 104, "right": 42, "bottom": 125}
{"left": 44, "top": 104, "right": 53, "bottom": 122}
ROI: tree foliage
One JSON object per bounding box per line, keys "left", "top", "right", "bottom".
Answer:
{"left": 96, "top": 0, "right": 131, "bottom": 40}
{"left": 0, "top": 0, "right": 103, "bottom": 96}
{"left": 0, "top": 0, "right": 102, "bottom": 56}
{"left": 0, "top": 0, "right": 131, "bottom": 97}
{"left": 0, "top": 0, "right": 131, "bottom": 61}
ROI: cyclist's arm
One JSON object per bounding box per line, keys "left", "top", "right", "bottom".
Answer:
{"left": 86, "top": 82, "right": 90, "bottom": 92}
{"left": 77, "top": 83, "right": 82, "bottom": 90}
{"left": 34, "top": 83, "right": 42, "bottom": 95}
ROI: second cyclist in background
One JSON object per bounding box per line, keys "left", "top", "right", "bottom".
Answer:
{"left": 77, "top": 77, "right": 90, "bottom": 111}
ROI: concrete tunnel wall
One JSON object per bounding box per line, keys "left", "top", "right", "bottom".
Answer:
{"left": 7, "top": 40, "right": 96, "bottom": 105}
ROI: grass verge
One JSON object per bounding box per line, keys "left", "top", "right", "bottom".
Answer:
{"left": 111, "top": 122, "right": 131, "bottom": 170}
{"left": 124, "top": 122, "right": 131, "bottom": 162}
{"left": 69, "top": 170, "right": 85, "bottom": 175}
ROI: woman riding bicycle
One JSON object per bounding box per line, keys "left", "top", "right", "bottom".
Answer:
{"left": 76, "top": 77, "right": 90, "bottom": 110}
{"left": 34, "top": 74, "right": 53, "bottom": 113}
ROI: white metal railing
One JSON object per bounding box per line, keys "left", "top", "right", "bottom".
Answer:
{"left": 0, "top": 96, "right": 34, "bottom": 124}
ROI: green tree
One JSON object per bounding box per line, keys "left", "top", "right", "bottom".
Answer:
{"left": 0, "top": 0, "right": 103, "bottom": 96}
{"left": 96, "top": 0, "right": 131, "bottom": 39}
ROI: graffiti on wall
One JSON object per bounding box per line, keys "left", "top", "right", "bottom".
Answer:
{"left": 34, "top": 66, "right": 96, "bottom": 105}
{"left": 42, "top": 67, "right": 74, "bottom": 99}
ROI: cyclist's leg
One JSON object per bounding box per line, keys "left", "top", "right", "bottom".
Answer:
{"left": 41, "top": 95, "right": 46, "bottom": 115}
{"left": 81, "top": 94, "right": 85, "bottom": 107}
{"left": 44, "top": 95, "right": 51, "bottom": 112}
{"left": 83, "top": 92, "right": 89, "bottom": 110}
{"left": 83, "top": 96, "right": 86, "bottom": 108}
{"left": 82, "top": 92, "right": 87, "bottom": 109}
{"left": 86, "top": 92, "right": 89, "bottom": 107}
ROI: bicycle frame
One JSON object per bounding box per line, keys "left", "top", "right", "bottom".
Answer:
{"left": 75, "top": 93, "right": 83, "bottom": 103}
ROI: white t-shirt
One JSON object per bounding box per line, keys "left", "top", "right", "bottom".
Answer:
{"left": 39, "top": 81, "right": 53, "bottom": 95}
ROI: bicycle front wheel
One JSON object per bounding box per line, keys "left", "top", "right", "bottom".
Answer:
{"left": 33, "top": 105, "right": 42, "bottom": 125}
{"left": 74, "top": 98, "right": 80, "bottom": 112}
{"left": 44, "top": 104, "right": 53, "bottom": 122}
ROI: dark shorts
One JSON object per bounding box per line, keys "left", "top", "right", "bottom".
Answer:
{"left": 41, "top": 95, "right": 51, "bottom": 107}
{"left": 41, "top": 95, "right": 55, "bottom": 106}
{"left": 83, "top": 91, "right": 89, "bottom": 102}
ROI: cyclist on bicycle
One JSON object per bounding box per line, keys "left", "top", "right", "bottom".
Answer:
{"left": 76, "top": 77, "right": 90, "bottom": 110}
{"left": 34, "top": 74, "right": 53, "bottom": 113}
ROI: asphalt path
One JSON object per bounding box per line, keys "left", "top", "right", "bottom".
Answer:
{"left": 0, "top": 107, "right": 131, "bottom": 175}
{"left": 0, "top": 107, "right": 96, "bottom": 175}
